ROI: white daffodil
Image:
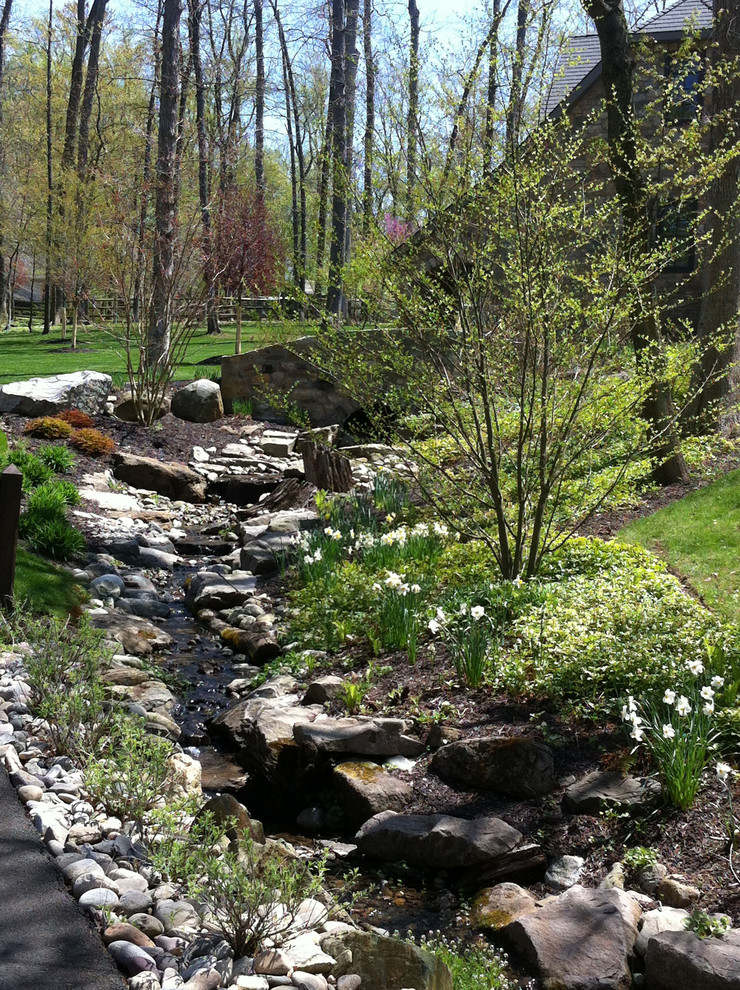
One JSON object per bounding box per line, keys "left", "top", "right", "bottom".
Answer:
{"left": 700, "top": 685, "right": 715, "bottom": 701}
{"left": 662, "top": 724, "right": 676, "bottom": 739}
{"left": 410, "top": 584, "right": 422, "bottom": 594}
{"left": 676, "top": 695, "right": 692, "bottom": 716}
{"left": 512, "top": 576, "right": 523, "bottom": 588}
{"left": 630, "top": 725, "right": 645, "bottom": 742}
{"left": 703, "top": 701, "right": 715, "bottom": 715}
{"left": 663, "top": 689, "right": 676, "bottom": 705}
{"left": 687, "top": 659, "right": 704, "bottom": 676}
{"left": 428, "top": 618, "right": 440, "bottom": 635}
{"left": 711, "top": 675, "right": 725, "bottom": 690}
{"left": 717, "top": 762, "right": 732, "bottom": 784}
{"left": 470, "top": 605, "right": 486, "bottom": 620}
{"left": 459, "top": 603, "right": 468, "bottom": 616}
{"left": 435, "top": 607, "right": 447, "bottom": 623}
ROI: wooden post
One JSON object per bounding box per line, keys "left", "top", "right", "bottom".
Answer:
{"left": 0, "top": 465, "right": 22, "bottom": 610}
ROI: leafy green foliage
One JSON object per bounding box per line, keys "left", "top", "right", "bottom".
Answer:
{"left": 410, "top": 933, "right": 523, "bottom": 990}
{"left": 684, "top": 909, "right": 730, "bottom": 940}
{"left": 13, "top": 549, "right": 86, "bottom": 614}
{"left": 37, "top": 444, "right": 77, "bottom": 473}
{"left": 19, "top": 481, "right": 85, "bottom": 561}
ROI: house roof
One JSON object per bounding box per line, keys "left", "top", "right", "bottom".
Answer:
{"left": 545, "top": 0, "right": 714, "bottom": 117}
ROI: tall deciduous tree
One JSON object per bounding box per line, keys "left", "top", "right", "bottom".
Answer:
{"left": 405, "top": 0, "right": 419, "bottom": 220}
{"left": 362, "top": 0, "right": 375, "bottom": 234}
{"left": 254, "top": 0, "right": 265, "bottom": 201}
{"left": 581, "top": 0, "right": 689, "bottom": 484}
{"left": 148, "top": 0, "right": 183, "bottom": 369}
{"left": 691, "top": 0, "right": 740, "bottom": 427}
{"left": 327, "top": 0, "right": 347, "bottom": 315}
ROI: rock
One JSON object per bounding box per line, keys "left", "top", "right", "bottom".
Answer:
{"left": 78, "top": 887, "right": 119, "bottom": 910}
{"left": 186, "top": 572, "right": 257, "bottom": 611}
{"left": 291, "top": 975, "right": 328, "bottom": 990}
{"left": 115, "top": 394, "right": 170, "bottom": 423}
{"left": 207, "top": 476, "right": 281, "bottom": 506}
{"left": 319, "top": 929, "right": 452, "bottom": 990}
{"left": 128, "top": 974, "right": 162, "bottom": 990}
{"left": 210, "top": 697, "right": 319, "bottom": 782}
{"left": 171, "top": 380, "right": 224, "bottom": 423}
{"left": 600, "top": 862, "right": 626, "bottom": 890}
{"left": 118, "top": 890, "right": 154, "bottom": 916}
{"left": 0, "top": 370, "right": 111, "bottom": 416}
{"left": 355, "top": 811, "right": 532, "bottom": 872}
{"left": 294, "top": 717, "right": 424, "bottom": 758}
{"left": 471, "top": 883, "right": 537, "bottom": 930}
{"left": 62, "top": 858, "right": 105, "bottom": 883}
{"left": 17, "top": 784, "right": 44, "bottom": 802}
{"left": 72, "top": 871, "right": 118, "bottom": 897}
{"left": 429, "top": 736, "right": 555, "bottom": 798}
{"left": 253, "top": 948, "right": 291, "bottom": 976}
{"left": 283, "top": 932, "right": 336, "bottom": 974}
{"left": 181, "top": 971, "right": 222, "bottom": 990}
{"left": 113, "top": 452, "right": 207, "bottom": 503}
{"left": 235, "top": 978, "right": 270, "bottom": 990}
{"left": 103, "top": 923, "right": 156, "bottom": 948}
{"left": 107, "top": 940, "right": 158, "bottom": 976}
{"left": 130, "top": 914, "right": 165, "bottom": 938}
{"left": 337, "top": 977, "right": 362, "bottom": 990}
{"left": 502, "top": 885, "right": 642, "bottom": 990}
{"left": 635, "top": 907, "right": 690, "bottom": 957}
{"left": 636, "top": 862, "right": 668, "bottom": 896}
{"left": 88, "top": 612, "right": 172, "bottom": 656}
{"left": 260, "top": 431, "right": 296, "bottom": 457}
{"left": 544, "top": 855, "right": 585, "bottom": 891}
{"left": 164, "top": 752, "right": 202, "bottom": 803}
{"left": 657, "top": 877, "right": 701, "bottom": 909}
{"left": 302, "top": 676, "right": 346, "bottom": 705}
{"left": 90, "top": 573, "right": 126, "bottom": 599}
{"left": 194, "top": 794, "right": 265, "bottom": 845}
{"left": 644, "top": 929, "right": 740, "bottom": 989}
{"left": 563, "top": 771, "right": 661, "bottom": 814}
{"left": 154, "top": 899, "right": 202, "bottom": 933}
{"left": 332, "top": 761, "right": 413, "bottom": 830}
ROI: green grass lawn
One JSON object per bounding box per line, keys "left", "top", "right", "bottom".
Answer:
{"left": 618, "top": 468, "right": 740, "bottom": 621}
{"left": 0, "top": 320, "right": 305, "bottom": 385}
{"left": 13, "top": 547, "right": 87, "bottom": 614}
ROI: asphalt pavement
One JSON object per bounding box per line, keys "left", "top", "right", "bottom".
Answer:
{"left": 0, "top": 765, "right": 126, "bottom": 990}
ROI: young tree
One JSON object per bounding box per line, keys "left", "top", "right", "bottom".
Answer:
{"left": 362, "top": 0, "right": 375, "bottom": 234}
{"left": 148, "top": 0, "right": 183, "bottom": 370}
{"left": 327, "top": 0, "right": 347, "bottom": 315}
{"left": 0, "top": 0, "right": 14, "bottom": 325}
{"left": 405, "top": 0, "right": 419, "bottom": 219}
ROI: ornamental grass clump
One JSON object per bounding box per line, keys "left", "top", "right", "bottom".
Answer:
{"left": 621, "top": 661, "right": 726, "bottom": 810}
{"left": 429, "top": 603, "right": 499, "bottom": 689}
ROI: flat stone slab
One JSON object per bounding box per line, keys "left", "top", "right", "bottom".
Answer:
{"left": 430, "top": 736, "right": 555, "bottom": 798}
{"left": 563, "top": 771, "right": 661, "bottom": 814}
{"left": 355, "top": 810, "right": 528, "bottom": 870}
{"left": 294, "top": 717, "right": 424, "bottom": 758}
{"left": 644, "top": 928, "right": 740, "bottom": 989}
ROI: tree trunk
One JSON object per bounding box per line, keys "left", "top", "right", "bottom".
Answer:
{"left": 406, "top": 0, "right": 420, "bottom": 220}
{"left": 362, "top": 0, "right": 375, "bottom": 234}
{"left": 188, "top": 0, "right": 220, "bottom": 335}
{"left": 0, "top": 0, "right": 13, "bottom": 328}
{"left": 343, "top": 0, "right": 359, "bottom": 265}
{"left": 235, "top": 289, "right": 242, "bottom": 354}
{"left": 483, "top": 0, "right": 501, "bottom": 172}
{"left": 254, "top": 0, "right": 265, "bottom": 202}
{"left": 315, "top": 99, "right": 332, "bottom": 297}
{"left": 77, "top": 0, "right": 107, "bottom": 177}
{"left": 582, "top": 0, "right": 689, "bottom": 485}
{"left": 327, "top": 0, "right": 347, "bottom": 316}
{"left": 43, "top": 0, "right": 54, "bottom": 334}
{"left": 135, "top": 1, "right": 162, "bottom": 327}
{"left": 148, "top": 0, "right": 183, "bottom": 370}
{"left": 690, "top": 0, "right": 740, "bottom": 428}
{"left": 506, "top": 0, "right": 529, "bottom": 147}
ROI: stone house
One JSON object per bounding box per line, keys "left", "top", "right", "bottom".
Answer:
{"left": 546, "top": 0, "right": 714, "bottom": 328}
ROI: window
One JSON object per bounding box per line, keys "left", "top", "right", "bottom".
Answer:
{"left": 654, "top": 200, "right": 697, "bottom": 273}
{"left": 664, "top": 55, "right": 704, "bottom": 126}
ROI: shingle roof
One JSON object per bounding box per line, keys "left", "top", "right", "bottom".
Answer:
{"left": 545, "top": 0, "right": 714, "bottom": 117}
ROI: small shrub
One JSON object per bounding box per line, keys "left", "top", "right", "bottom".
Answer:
{"left": 622, "top": 846, "right": 659, "bottom": 872}
{"left": 372, "top": 572, "right": 425, "bottom": 662}
{"left": 24, "top": 417, "right": 74, "bottom": 439}
{"left": 37, "top": 444, "right": 77, "bottom": 473}
{"left": 24, "top": 516, "right": 87, "bottom": 561}
{"left": 58, "top": 409, "right": 94, "bottom": 428}
{"left": 429, "top": 602, "right": 499, "bottom": 688}
{"left": 684, "top": 908, "right": 730, "bottom": 939}
{"left": 20, "top": 485, "right": 86, "bottom": 561}
{"left": 151, "top": 813, "right": 328, "bottom": 957}
{"left": 4, "top": 447, "right": 55, "bottom": 489}
{"left": 70, "top": 428, "right": 116, "bottom": 456}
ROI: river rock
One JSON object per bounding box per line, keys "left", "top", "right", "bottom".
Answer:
{"left": 0, "top": 370, "right": 111, "bottom": 416}
{"left": 471, "top": 882, "right": 538, "bottom": 930}
{"left": 88, "top": 612, "right": 172, "bottom": 656}
{"left": 502, "top": 885, "right": 642, "bottom": 990}
{"left": 644, "top": 928, "right": 740, "bottom": 989}
{"left": 113, "top": 452, "right": 207, "bottom": 503}
{"left": 656, "top": 877, "right": 701, "bottom": 908}
{"left": 319, "top": 929, "right": 452, "bottom": 990}
{"left": 194, "top": 794, "right": 265, "bottom": 845}
{"left": 355, "top": 810, "right": 534, "bottom": 872}
{"left": 186, "top": 572, "right": 258, "bottom": 611}
{"left": 171, "top": 380, "right": 224, "bottom": 423}
{"left": 294, "top": 717, "right": 424, "bottom": 758}
{"left": 114, "top": 394, "right": 170, "bottom": 423}
{"left": 563, "top": 771, "right": 661, "bottom": 814}
{"left": 107, "top": 940, "right": 158, "bottom": 977}
{"left": 291, "top": 975, "right": 327, "bottom": 990}
{"left": 154, "top": 899, "right": 202, "bottom": 933}
{"left": 430, "top": 736, "right": 555, "bottom": 797}
{"left": 332, "top": 761, "right": 413, "bottom": 829}
{"left": 90, "top": 573, "right": 126, "bottom": 599}
{"left": 545, "top": 855, "right": 585, "bottom": 891}
{"left": 78, "top": 887, "right": 120, "bottom": 911}
{"left": 283, "top": 932, "right": 335, "bottom": 974}
{"left": 103, "top": 922, "right": 157, "bottom": 948}
{"left": 302, "top": 676, "right": 345, "bottom": 705}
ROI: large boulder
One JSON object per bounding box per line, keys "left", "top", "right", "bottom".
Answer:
{"left": 171, "top": 380, "right": 224, "bottom": 423}
{"left": 294, "top": 717, "right": 424, "bottom": 758}
{"left": 113, "top": 452, "right": 207, "bottom": 503}
{"left": 0, "top": 370, "right": 111, "bottom": 416}
{"left": 502, "top": 885, "right": 642, "bottom": 990}
{"left": 88, "top": 612, "right": 172, "bottom": 656}
{"left": 355, "top": 810, "right": 541, "bottom": 876}
{"left": 643, "top": 929, "right": 740, "bottom": 989}
{"left": 114, "top": 394, "right": 170, "bottom": 423}
{"left": 563, "top": 771, "right": 661, "bottom": 814}
{"left": 332, "top": 761, "right": 413, "bottom": 830}
{"left": 185, "top": 571, "right": 257, "bottom": 611}
{"left": 319, "top": 929, "right": 452, "bottom": 990}
{"left": 471, "top": 882, "right": 538, "bottom": 931}
{"left": 430, "top": 736, "right": 555, "bottom": 798}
